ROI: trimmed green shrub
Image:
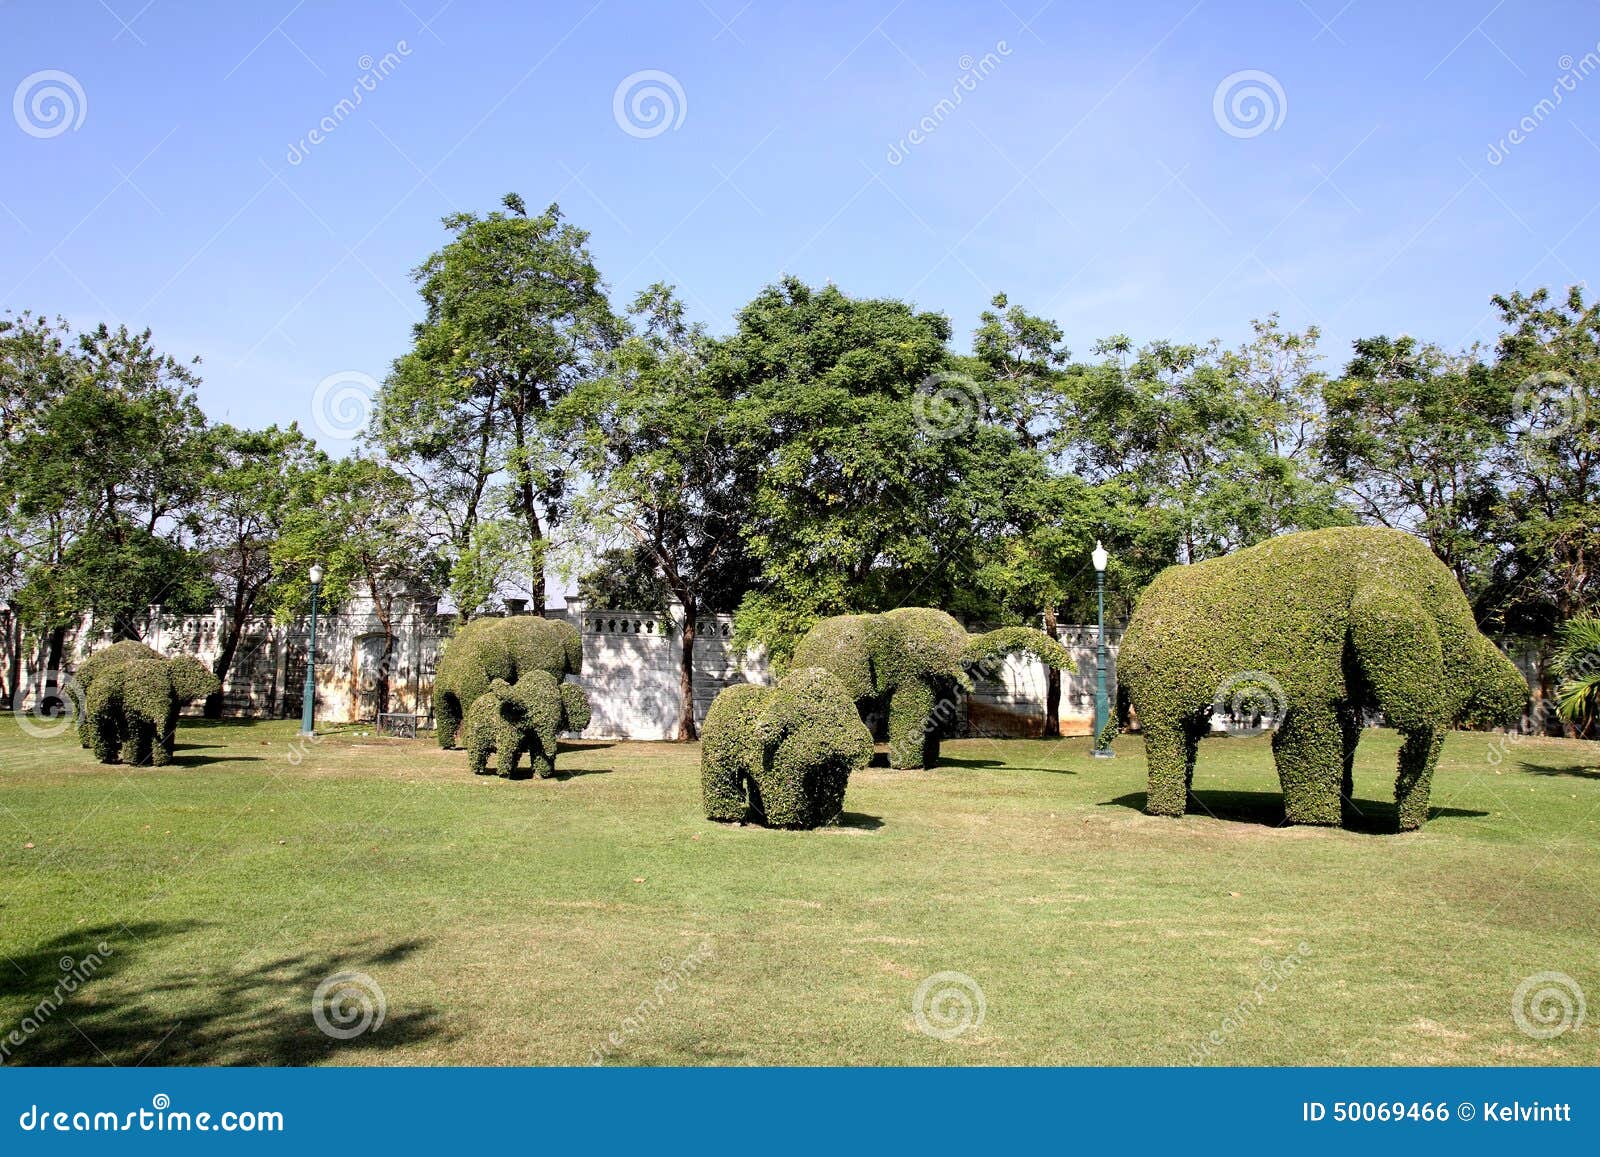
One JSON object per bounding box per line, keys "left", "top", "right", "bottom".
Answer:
{"left": 463, "top": 672, "right": 577, "bottom": 779}
{"left": 434, "top": 616, "right": 587, "bottom": 749}
{"left": 1119, "top": 526, "right": 1528, "bottom": 831}
{"left": 701, "top": 668, "right": 873, "bottom": 828}
{"left": 80, "top": 647, "right": 219, "bottom": 766}
{"left": 791, "top": 607, "right": 1074, "bottom": 768}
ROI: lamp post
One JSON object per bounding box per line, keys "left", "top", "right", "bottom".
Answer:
{"left": 1091, "top": 541, "right": 1114, "bottom": 758}
{"left": 298, "top": 563, "right": 324, "bottom": 736}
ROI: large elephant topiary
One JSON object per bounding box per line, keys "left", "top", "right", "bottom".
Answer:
{"left": 434, "top": 616, "right": 586, "bottom": 749}
{"left": 791, "top": 608, "right": 1074, "bottom": 769}
{"left": 82, "top": 651, "right": 220, "bottom": 766}
{"left": 1119, "top": 526, "right": 1528, "bottom": 831}
{"left": 75, "top": 641, "right": 164, "bottom": 748}
{"left": 701, "top": 668, "right": 874, "bottom": 828}
{"left": 464, "top": 673, "right": 592, "bottom": 779}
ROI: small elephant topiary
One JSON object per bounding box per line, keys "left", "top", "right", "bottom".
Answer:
{"left": 464, "top": 673, "right": 592, "bottom": 779}
{"left": 791, "top": 608, "right": 1074, "bottom": 769}
{"left": 1119, "top": 526, "right": 1528, "bottom": 831}
{"left": 701, "top": 667, "right": 874, "bottom": 828}
{"left": 434, "top": 616, "right": 586, "bottom": 749}
{"left": 81, "top": 649, "right": 220, "bottom": 766}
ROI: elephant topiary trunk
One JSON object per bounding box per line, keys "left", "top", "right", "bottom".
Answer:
{"left": 701, "top": 668, "right": 873, "bottom": 828}
{"left": 1119, "top": 526, "right": 1528, "bottom": 832}
{"left": 790, "top": 608, "right": 1074, "bottom": 769}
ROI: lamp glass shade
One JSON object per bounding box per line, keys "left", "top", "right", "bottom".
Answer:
{"left": 1091, "top": 541, "right": 1108, "bottom": 572}
{"left": 308, "top": 564, "right": 325, "bottom": 585}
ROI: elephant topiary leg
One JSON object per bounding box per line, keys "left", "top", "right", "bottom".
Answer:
{"left": 91, "top": 713, "right": 121, "bottom": 764}
{"left": 436, "top": 693, "right": 462, "bottom": 750}
{"left": 122, "top": 722, "right": 155, "bottom": 767}
{"left": 1394, "top": 728, "right": 1445, "bottom": 832}
{"left": 1338, "top": 706, "right": 1363, "bottom": 826}
{"left": 1270, "top": 702, "right": 1344, "bottom": 825}
{"left": 466, "top": 728, "right": 492, "bottom": 775}
{"left": 886, "top": 682, "right": 936, "bottom": 769}
{"left": 527, "top": 750, "right": 554, "bottom": 779}
{"left": 496, "top": 723, "right": 526, "bottom": 779}
{"left": 1143, "top": 719, "right": 1198, "bottom": 817}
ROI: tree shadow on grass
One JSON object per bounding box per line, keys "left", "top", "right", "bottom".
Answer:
{"left": 1100, "top": 790, "right": 1488, "bottom": 833}
{"left": 834, "top": 812, "right": 884, "bottom": 831}
{"left": 1, "top": 923, "right": 449, "bottom": 1066}
{"left": 939, "top": 755, "right": 1078, "bottom": 775}
{"left": 167, "top": 751, "right": 267, "bottom": 768}
{"left": 1517, "top": 760, "right": 1600, "bottom": 780}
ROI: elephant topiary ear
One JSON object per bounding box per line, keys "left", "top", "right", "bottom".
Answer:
{"left": 559, "top": 682, "right": 591, "bottom": 731}
{"left": 167, "top": 655, "right": 221, "bottom": 702}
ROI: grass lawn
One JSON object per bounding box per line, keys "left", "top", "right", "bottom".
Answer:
{"left": 0, "top": 715, "right": 1596, "bottom": 1067}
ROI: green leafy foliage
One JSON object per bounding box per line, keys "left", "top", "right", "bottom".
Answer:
{"left": 463, "top": 671, "right": 571, "bottom": 779}
{"left": 1119, "top": 527, "right": 1527, "bottom": 831}
{"left": 1554, "top": 616, "right": 1600, "bottom": 736}
{"left": 700, "top": 668, "right": 872, "bottom": 828}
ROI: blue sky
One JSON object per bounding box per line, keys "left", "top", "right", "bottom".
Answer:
{"left": 3, "top": 0, "right": 1598, "bottom": 442}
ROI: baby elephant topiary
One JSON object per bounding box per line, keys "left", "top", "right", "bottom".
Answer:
{"left": 1119, "top": 526, "right": 1528, "bottom": 832}
{"left": 464, "top": 673, "right": 592, "bottom": 779}
{"left": 434, "top": 616, "right": 586, "bottom": 749}
{"left": 791, "top": 608, "right": 1074, "bottom": 769}
{"left": 81, "top": 650, "right": 220, "bottom": 766}
{"left": 701, "top": 668, "right": 874, "bottom": 828}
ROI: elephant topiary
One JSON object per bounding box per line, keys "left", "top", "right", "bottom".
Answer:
{"left": 702, "top": 667, "right": 874, "bottom": 828}
{"left": 464, "top": 673, "right": 592, "bottom": 779}
{"left": 1119, "top": 526, "right": 1528, "bottom": 831}
{"left": 82, "top": 651, "right": 220, "bottom": 766}
{"left": 75, "top": 641, "right": 163, "bottom": 748}
{"left": 791, "top": 608, "right": 1074, "bottom": 769}
{"left": 434, "top": 616, "right": 587, "bottom": 749}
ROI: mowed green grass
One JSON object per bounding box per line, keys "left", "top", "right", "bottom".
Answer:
{"left": 0, "top": 715, "right": 1596, "bottom": 1067}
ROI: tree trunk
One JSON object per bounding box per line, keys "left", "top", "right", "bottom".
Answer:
{"left": 676, "top": 602, "right": 698, "bottom": 742}
{"left": 204, "top": 614, "right": 246, "bottom": 719}
{"left": 1043, "top": 606, "right": 1062, "bottom": 739}
{"left": 376, "top": 633, "right": 394, "bottom": 717}
{"left": 1, "top": 607, "right": 18, "bottom": 708}
{"left": 42, "top": 626, "right": 66, "bottom": 712}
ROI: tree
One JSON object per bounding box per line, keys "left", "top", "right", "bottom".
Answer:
{"left": 193, "top": 423, "right": 325, "bottom": 716}
{"left": 375, "top": 194, "right": 619, "bottom": 617}
{"left": 271, "top": 457, "right": 443, "bottom": 716}
{"left": 0, "top": 318, "right": 213, "bottom": 707}
{"left": 564, "top": 284, "right": 759, "bottom": 740}
{"left": 1320, "top": 334, "right": 1506, "bottom": 604}
{"left": 1488, "top": 285, "right": 1600, "bottom": 629}
{"left": 726, "top": 278, "right": 1032, "bottom": 663}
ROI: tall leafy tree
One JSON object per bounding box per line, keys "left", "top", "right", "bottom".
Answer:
{"left": 272, "top": 457, "right": 443, "bottom": 715}
{"left": 1488, "top": 285, "right": 1600, "bottom": 629}
{"left": 376, "top": 194, "right": 619, "bottom": 616}
{"left": 1320, "top": 335, "right": 1506, "bottom": 603}
{"left": 193, "top": 423, "right": 325, "bottom": 716}
{"left": 564, "top": 284, "right": 759, "bottom": 740}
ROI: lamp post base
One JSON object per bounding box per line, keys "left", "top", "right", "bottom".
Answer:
{"left": 1092, "top": 747, "right": 1116, "bottom": 759}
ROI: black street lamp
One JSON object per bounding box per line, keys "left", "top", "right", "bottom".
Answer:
{"left": 298, "top": 563, "right": 324, "bottom": 736}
